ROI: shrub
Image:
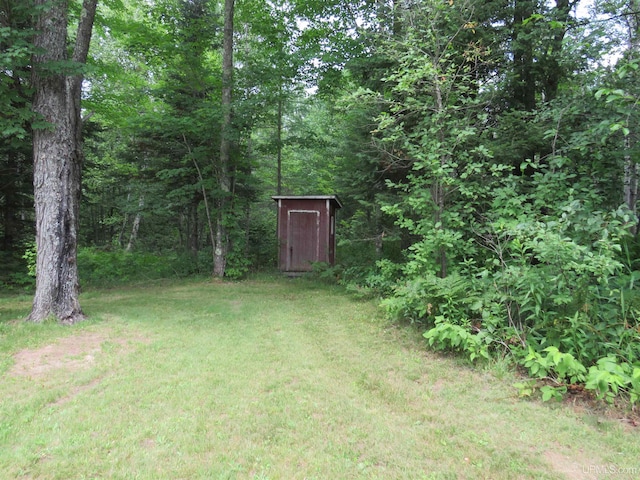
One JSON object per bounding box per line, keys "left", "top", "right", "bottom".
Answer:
{"left": 77, "top": 248, "right": 184, "bottom": 287}
{"left": 381, "top": 272, "right": 480, "bottom": 325}
{"left": 378, "top": 199, "right": 640, "bottom": 405}
{"left": 585, "top": 356, "right": 640, "bottom": 405}
{"left": 423, "top": 317, "right": 490, "bottom": 362}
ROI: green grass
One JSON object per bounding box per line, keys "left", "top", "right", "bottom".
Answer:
{"left": 1, "top": 276, "right": 639, "bottom": 479}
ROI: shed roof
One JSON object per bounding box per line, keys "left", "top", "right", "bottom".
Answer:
{"left": 272, "top": 195, "right": 343, "bottom": 209}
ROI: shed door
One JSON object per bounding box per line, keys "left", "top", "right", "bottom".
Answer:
{"left": 287, "top": 210, "right": 320, "bottom": 271}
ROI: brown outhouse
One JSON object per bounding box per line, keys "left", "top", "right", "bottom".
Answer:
{"left": 272, "top": 195, "right": 342, "bottom": 273}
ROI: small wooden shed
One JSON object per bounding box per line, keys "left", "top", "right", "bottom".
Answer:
{"left": 272, "top": 195, "right": 343, "bottom": 273}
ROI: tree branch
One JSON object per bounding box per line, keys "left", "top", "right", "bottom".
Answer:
{"left": 73, "top": 0, "right": 98, "bottom": 64}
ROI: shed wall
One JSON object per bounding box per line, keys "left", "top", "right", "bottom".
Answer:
{"left": 274, "top": 197, "right": 339, "bottom": 272}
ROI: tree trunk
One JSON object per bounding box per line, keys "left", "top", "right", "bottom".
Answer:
{"left": 28, "top": 0, "right": 97, "bottom": 324}
{"left": 276, "top": 89, "right": 283, "bottom": 195}
{"left": 126, "top": 196, "right": 144, "bottom": 252}
{"left": 214, "top": 0, "right": 235, "bottom": 278}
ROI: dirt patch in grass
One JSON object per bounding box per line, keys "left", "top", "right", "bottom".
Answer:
{"left": 543, "top": 445, "right": 599, "bottom": 480}
{"left": 8, "top": 330, "right": 149, "bottom": 379}
{"left": 562, "top": 389, "right": 640, "bottom": 431}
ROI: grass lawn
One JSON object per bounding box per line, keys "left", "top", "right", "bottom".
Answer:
{"left": 0, "top": 276, "right": 638, "bottom": 479}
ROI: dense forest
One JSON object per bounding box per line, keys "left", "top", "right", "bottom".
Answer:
{"left": 1, "top": 0, "right": 639, "bottom": 402}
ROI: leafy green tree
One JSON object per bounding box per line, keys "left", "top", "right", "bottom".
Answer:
{"left": 0, "top": 1, "right": 37, "bottom": 283}
{"left": 356, "top": 0, "right": 493, "bottom": 277}
{"left": 591, "top": 0, "right": 640, "bottom": 228}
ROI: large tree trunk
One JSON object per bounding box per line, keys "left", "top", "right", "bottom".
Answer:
{"left": 213, "top": 0, "right": 235, "bottom": 278}
{"left": 28, "top": 0, "right": 97, "bottom": 324}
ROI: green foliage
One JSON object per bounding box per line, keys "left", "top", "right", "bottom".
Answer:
{"left": 512, "top": 379, "right": 537, "bottom": 398}
{"left": 487, "top": 199, "right": 639, "bottom": 364}
{"left": 0, "top": 241, "right": 36, "bottom": 291}
{"left": 0, "top": 250, "right": 32, "bottom": 291}
{"left": 224, "top": 246, "right": 252, "bottom": 280}
{"left": 585, "top": 356, "right": 640, "bottom": 405}
{"left": 514, "top": 351, "right": 640, "bottom": 405}
{"left": 381, "top": 272, "right": 479, "bottom": 325}
{"left": 77, "top": 248, "right": 193, "bottom": 287}
{"left": 539, "top": 385, "right": 567, "bottom": 402}
{"left": 520, "top": 346, "right": 587, "bottom": 384}
{"left": 375, "top": 154, "right": 640, "bottom": 404}
{"left": 357, "top": 259, "right": 404, "bottom": 295}
{"left": 22, "top": 241, "right": 36, "bottom": 278}
{"left": 423, "top": 317, "right": 490, "bottom": 363}
{"left": 0, "top": 1, "right": 38, "bottom": 140}
{"left": 244, "top": 204, "right": 278, "bottom": 271}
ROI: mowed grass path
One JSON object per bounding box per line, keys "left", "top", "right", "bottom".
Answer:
{"left": 0, "top": 277, "right": 638, "bottom": 479}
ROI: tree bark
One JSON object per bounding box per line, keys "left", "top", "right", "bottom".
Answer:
{"left": 213, "top": 0, "right": 235, "bottom": 278}
{"left": 28, "top": 0, "right": 97, "bottom": 324}
{"left": 126, "top": 196, "right": 144, "bottom": 252}
{"left": 276, "top": 89, "right": 283, "bottom": 196}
